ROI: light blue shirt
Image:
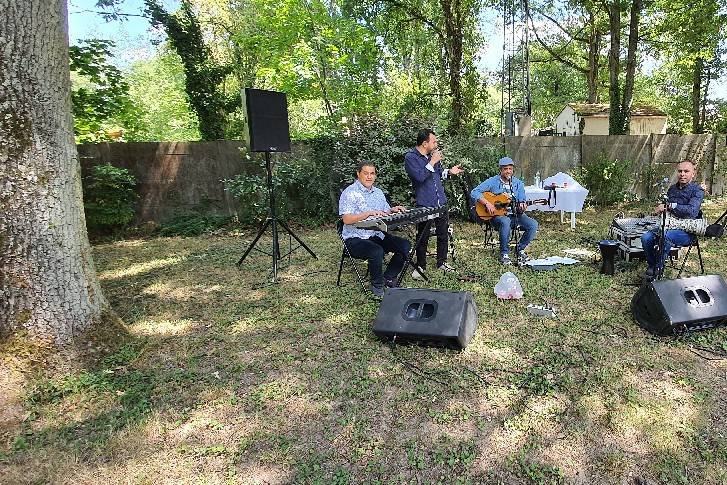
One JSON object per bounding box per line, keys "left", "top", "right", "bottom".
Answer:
{"left": 338, "top": 180, "right": 391, "bottom": 240}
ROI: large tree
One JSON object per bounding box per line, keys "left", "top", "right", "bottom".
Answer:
{"left": 0, "top": 0, "right": 106, "bottom": 343}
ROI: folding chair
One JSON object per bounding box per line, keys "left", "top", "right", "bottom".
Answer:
{"left": 335, "top": 219, "right": 369, "bottom": 293}
{"left": 675, "top": 235, "right": 704, "bottom": 278}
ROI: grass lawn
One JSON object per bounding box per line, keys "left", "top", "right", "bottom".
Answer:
{"left": 2, "top": 198, "right": 727, "bottom": 484}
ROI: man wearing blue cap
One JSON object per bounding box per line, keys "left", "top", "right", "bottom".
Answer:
{"left": 404, "top": 128, "right": 463, "bottom": 279}
{"left": 470, "top": 157, "right": 538, "bottom": 265}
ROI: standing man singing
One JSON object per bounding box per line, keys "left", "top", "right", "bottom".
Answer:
{"left": 641, "top": 160, "right": 704, "bottom": 280}
{"left": 339, "top": 161, "right": 412, "bottom": 299}
{"left": 470, "top": 157, "right": 538, "bottom": 265}
{"left": 404, "top": 128, "right": 463, "bottom": 279}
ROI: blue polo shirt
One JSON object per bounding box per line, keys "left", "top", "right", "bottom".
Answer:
{"left": 471, "top": 175, "right": 526, "bottom": 204}
{"left": 404, "top": 148, "right": 447, "bottom": 207}
{"left": 667, "top": 182, "right": 704, "bottom": 219}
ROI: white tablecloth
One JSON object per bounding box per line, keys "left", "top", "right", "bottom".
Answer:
{"left": 525, "top": 173, "right": 589, "bottom": 228}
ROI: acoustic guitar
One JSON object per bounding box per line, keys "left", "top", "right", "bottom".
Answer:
{"left": 475, "top": 191, "right": 549, "bottom": 221}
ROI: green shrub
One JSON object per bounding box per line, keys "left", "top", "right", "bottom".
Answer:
{"left": 575, "top": 154, "right": 634, "bottom": 206}
{"left": 225, "top": 113, "right": 499, "bottom": 226}
{"left": 83, "top": 164, "right": 138, "bottom": 231}
{"left": 156, "top": 213, "right": 233, "bottom": 237}
{"left": 224, "top": 146, "right": 332, "bottom": 227}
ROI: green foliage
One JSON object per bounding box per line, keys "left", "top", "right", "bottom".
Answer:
{"left": 156, "top": 213, "right": 234, "bottom": 237}
{"left": 145, "top": 0, "right": 236, "bottom": 140}
{"left": 124, "top": 51, "right": 201, "bottom": 141}
{"left": 83, "top": 164, "right": 138, "bottom": 231}
{"left": 224, "top": 147, "right": 333, "bottom": 225}
{"left": 69, "top": 39, "right": 138, "bottom": 143}
{"left": 224, "top": 114, "right": 499, "bottom": 226}
{"left": 575, "top": 154, "right": 634, "bottom": 206}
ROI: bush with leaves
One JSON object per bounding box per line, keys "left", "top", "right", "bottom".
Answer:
{"left": 69, "top": 39, "right": 140, "bottom": 143}
{"left": 83, "top": 164, "right": 138, "bottom": 231}
{"left": 574, "top": 154, "right": 634, "bottom": 206}
{"left": 225, "top": 114, "right": 500, "bottom": 226}
{"left": 156, "top": 213, "right": 233, "bottom": 237}
{"left": 224, "top": 147, "right": 333, "bottom": 226}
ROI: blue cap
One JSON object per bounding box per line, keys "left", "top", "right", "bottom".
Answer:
{"left": 499, "top": 157, "right": 515, "bottom": 167}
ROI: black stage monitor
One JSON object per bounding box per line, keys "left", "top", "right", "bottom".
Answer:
{"left": 373, "top": 288, "right": 478, "bottom": 349}
{"left": 631, "top": 275, "right": 727, "bottom": 336}
{"left": 244, "top": 88, "right": 291, "bottom": 152}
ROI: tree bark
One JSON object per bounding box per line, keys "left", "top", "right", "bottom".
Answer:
{"left": 586, "top": 15, "right": 601, "bottom": 103}
{"left": 607, "top": 1, "right": 624, "bottom": 134}
{"left": 0, "top": 0, "right": 106, "bottom": 343}
{"left": 620, "top": 0, "right": 641, "bottom": 133}
{"left": 692, "top": 57, "right": 704, "bottom": 133}
{"left": 441, "top": 0, "right": 465, "bottom": 134}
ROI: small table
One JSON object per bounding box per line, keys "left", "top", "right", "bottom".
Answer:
{"left": 525, "top": 184, "right": 588, "bottom": 229}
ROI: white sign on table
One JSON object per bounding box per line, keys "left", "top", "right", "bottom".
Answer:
{"left": 525, "top": 172, "right": 588, "bottom": 229}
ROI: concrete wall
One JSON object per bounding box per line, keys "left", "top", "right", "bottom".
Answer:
{"left": 582, "top": 117, "right": 609, "bottom": 135}
{"left": 78, "top": 134, "right": 723, "bottom": 224}
{"left": 78, "top": 141, "right": 254, "bottom": 222}
{"left": 631, "top": 116, "right": 667, "bottom": 135}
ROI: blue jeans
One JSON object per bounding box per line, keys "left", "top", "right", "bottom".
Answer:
{"left": 344, "top": 234, "right": 411, "bottom": 287}
{"left": 641, "top": 229, "right": 692, "bottom": 270}
{"left": 492, "top": 213, "right": 538, "bottom": 254}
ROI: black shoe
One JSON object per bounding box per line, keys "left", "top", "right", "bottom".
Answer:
{"left": 384, "top": 277, "right": 398, "bottom": 288}
{"left": 370, "top": 285, "right": 384, "bottom": 299}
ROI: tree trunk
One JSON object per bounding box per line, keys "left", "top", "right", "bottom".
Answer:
{"left": 620, "top": 0, "right": 641, "bottom": 134}
{"left": 0, "top": 0, "right": 106, "bottom": 343}
{"left": 607, "top": 1, "right": 624, "bottom": 134}
{"left": 586, "top": 14, "right": 601, "bottom": 103}
{"left": 440, "top": 0, "right": 465, "bottom": 134}
{"left": 692, "top": 57, "right": 704, "bottom": 133}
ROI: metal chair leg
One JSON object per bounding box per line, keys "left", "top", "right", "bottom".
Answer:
{"left": 696, "top": 238, "right": 704, "bottom": 274}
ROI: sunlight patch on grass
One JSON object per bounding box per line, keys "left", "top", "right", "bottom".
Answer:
{"left": 132, "top": 317, "right": 199, "bottom": 336}
{"left": 604, "top": 371, "right": 700, "bottom": 455}
{"left": 98, "top": 255, "right": 188, "bottom": 280}
{"left": 142, "top": 282, "right": 196, "bottom": 302}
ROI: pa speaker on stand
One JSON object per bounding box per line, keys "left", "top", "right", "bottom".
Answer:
{"left": 236, "top": 88, "right": 317, "bottom": 282}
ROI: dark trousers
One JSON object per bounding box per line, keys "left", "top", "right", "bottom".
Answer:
{"left": 415, "top": 210, "right": 449, "bottom": 270}
{"left": 345, "top": 234, "right": 411, "bottom": 287}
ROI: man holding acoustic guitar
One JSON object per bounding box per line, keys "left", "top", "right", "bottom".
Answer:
{"left": 471, "top": 157, "right": 543, "bottom": 265}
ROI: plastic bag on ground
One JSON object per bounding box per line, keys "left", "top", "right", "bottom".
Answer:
{"left": 494, "top": 271, "right": 523, "bottom": 299}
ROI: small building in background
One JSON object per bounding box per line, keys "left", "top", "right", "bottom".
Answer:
{"left": 554, "top": 103, "right": 668, "bottom": 136}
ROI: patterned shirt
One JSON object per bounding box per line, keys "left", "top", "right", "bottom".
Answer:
{"left": 339, "top": 180, "right": 391, "bottom": 240}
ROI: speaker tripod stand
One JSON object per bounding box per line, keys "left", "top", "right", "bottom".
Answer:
{"left": 236, "top": 152, "right": 317, "bottom": 281}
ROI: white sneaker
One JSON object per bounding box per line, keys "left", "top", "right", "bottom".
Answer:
{"left": 411, "top": 267, "right": 426, "bottom": 280}
{"left": 437, "top": 262, "right": 456, "bottom": 273}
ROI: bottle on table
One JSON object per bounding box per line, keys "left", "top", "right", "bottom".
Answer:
{"left": 534, "top": 171, "right": 541, "bottom": 188}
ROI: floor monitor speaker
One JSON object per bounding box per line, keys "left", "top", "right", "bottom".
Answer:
{"left": 631, "top": 275, "right": 727, "bottom": 336}
{"left": 244, "top": 88, "right": 291, "bottom": 152}
{"left": 373, "top": 288, "right": 478, "bottom": 349}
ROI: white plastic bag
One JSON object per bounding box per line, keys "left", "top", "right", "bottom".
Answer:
{"left": 494, "top": 271, "right": 523, "bottom": 299}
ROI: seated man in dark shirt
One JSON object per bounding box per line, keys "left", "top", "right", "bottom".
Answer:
{"left": 641, "top": 160, "right": 704, "bottom": 280}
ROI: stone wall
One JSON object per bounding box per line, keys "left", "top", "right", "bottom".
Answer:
{"left": 78, "top": 134, "right": 723, "bottom": 223}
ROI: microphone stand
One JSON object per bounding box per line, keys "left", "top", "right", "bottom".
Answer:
{"left": 509, "top": 183, "right": 521, "bottom": 266}
{"left": 654, "top": 192, "right": 669, "bottom": 281}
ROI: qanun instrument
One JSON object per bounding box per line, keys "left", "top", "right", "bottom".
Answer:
{"left": 613, "top": 214, "right": 709, "bottom": 236}
{"left": 475, "top": 192, "right": 548, "bottom": 221}
{"left": 352, "top": 206, "right": 446, "bottom": 232}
